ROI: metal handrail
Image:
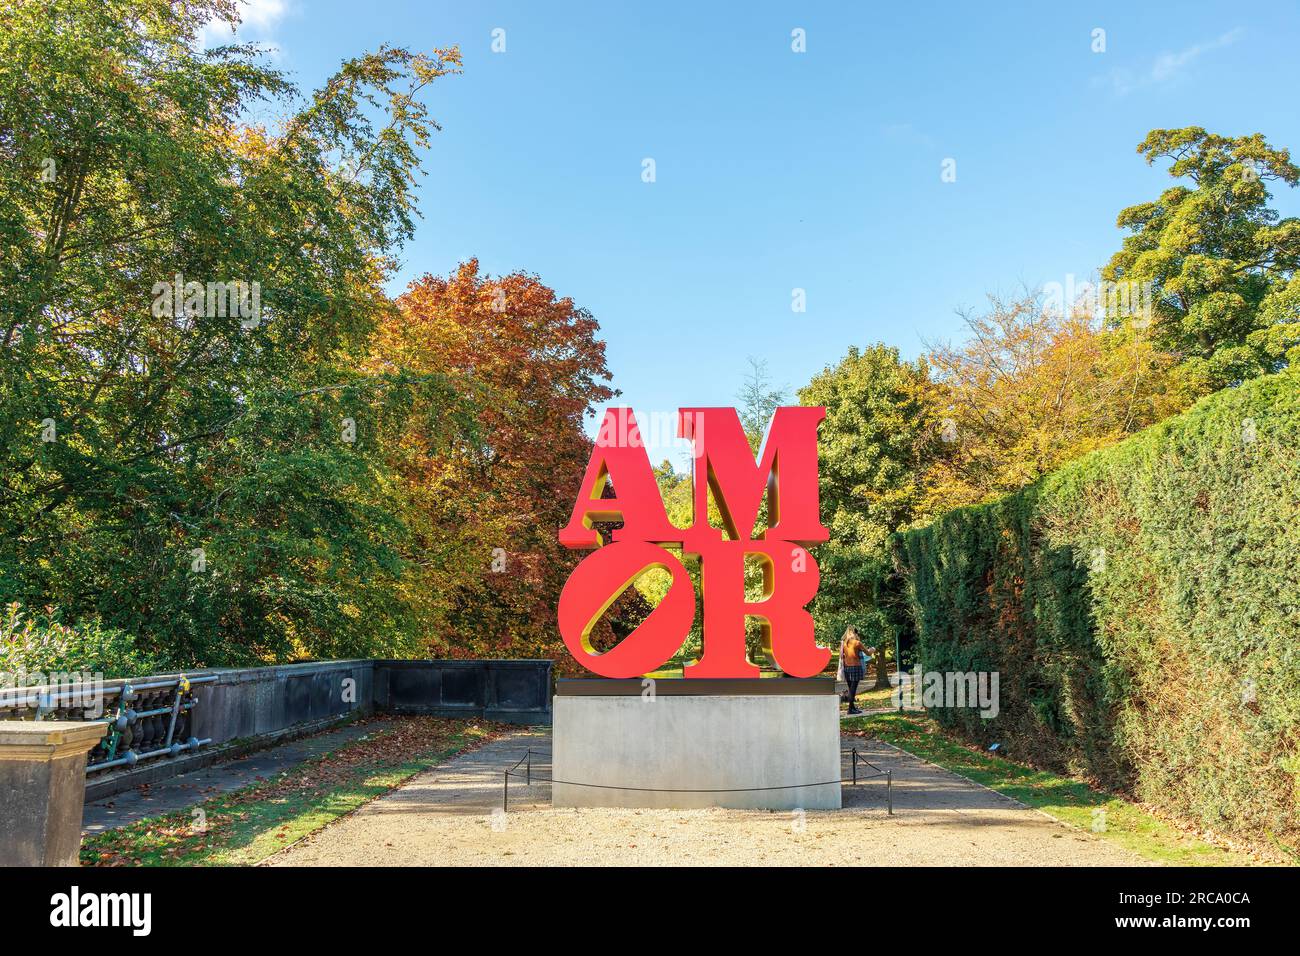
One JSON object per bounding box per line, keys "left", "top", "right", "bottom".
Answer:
{"left": 1, "top": 673, "right": 219, "bottom": 710}
{"left": 82, "top": 675, "right": 214, "bottom": 772}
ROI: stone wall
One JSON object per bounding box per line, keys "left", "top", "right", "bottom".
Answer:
{"left": 2, "top": 658, "right": 552, "bottom": 801}
{"left": 375, "top": 659, "right": 554, "bottom": 723}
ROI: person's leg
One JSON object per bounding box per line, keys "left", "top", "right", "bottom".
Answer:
{"left": 847, "top": 676, "right": 860, "bottom": 712}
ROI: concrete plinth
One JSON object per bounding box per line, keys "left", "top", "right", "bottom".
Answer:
{"left": 552, "top": 679, "right": 841, "bottom": 810}
{"left": 0, "top": 720, "right": 107, "bottom": 866}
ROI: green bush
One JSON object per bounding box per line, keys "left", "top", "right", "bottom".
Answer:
{"left": 895, "top": 369, "right": 1300, "bottom": 851}
{"left": 0, "top": 603, "right": 163, "bottom": 682}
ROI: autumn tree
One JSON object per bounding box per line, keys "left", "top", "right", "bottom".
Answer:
{"left": 373, "top": 260, "right": 615, "bottom": 666}
{"left": 924, "top": 290, "right": 1176, "bottom": 511}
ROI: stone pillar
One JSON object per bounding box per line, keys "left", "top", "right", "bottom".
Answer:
{"left": 0, "top": 721, "right": 106, "bottom": 866}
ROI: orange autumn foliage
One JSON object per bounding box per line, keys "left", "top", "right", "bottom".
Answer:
{"left": 369, "top": 259, "right": 622, "bottom": 666}
{"left": 921, "top": 291, "right": 1182, "bottom": 514}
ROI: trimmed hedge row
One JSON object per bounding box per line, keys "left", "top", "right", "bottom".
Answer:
{"left": 895, "top": 370, "right": 1300, "bottom": 850}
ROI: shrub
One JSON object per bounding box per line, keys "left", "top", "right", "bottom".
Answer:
{"left": 0, "top": 603, "right": 163, "bottom": 683}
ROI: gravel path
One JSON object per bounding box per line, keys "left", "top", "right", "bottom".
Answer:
{"left": 270, "top": 728, "right": 1149, "bottom": 866}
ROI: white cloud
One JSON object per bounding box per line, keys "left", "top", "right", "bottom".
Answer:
{"left": 199, "top": 0, "right": 291, "bottom": 53}
{"left": 239, "top": 0, "right": 289, "bottom": 33}
{"left": 1101, "top": 27, "right": 1244, "bottom": 96}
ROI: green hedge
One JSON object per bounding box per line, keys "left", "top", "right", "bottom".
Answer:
{"left": 895, "top": 370, "right": 1300, "bottom": 851}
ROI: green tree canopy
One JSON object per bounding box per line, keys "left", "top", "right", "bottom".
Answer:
{"left": 0, "top": 0, "right": 466, "bottom": 664}
{"left": 1102, "top": 127, "right": 1300, "bottom": 398}
{"left": 798, "top": 344, "right": 941, "bottom": 654}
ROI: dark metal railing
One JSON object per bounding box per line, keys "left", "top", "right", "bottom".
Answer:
{"left": 849, "top": 748, "right": 893, "bottom": 813}
{"left": 1, "top": 674, "right": 216, "bottom": 772}
{"left": 87, "top": 676, "right": 216, "bottom": 772}
{"left": 500, "top": 746, "right": 892, "bottom": 814}
{"left": 502, "top": 747, "right": 550, "bottom": 811}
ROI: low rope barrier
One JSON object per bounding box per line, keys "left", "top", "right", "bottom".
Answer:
{"left": 501, "top": 747, "right": 892, "bottom": 814}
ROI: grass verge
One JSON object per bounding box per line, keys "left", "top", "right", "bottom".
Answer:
{"left": 81, "top": 716, "right": 502, "bottom": 866}
{"left": 845, "top": 710, "right": 1273, "bottom": 866}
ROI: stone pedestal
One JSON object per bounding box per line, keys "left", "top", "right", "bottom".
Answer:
{"left": 0, "top": 720, "right": 107, "bottom": 866}
{"left": 552, "top": 678, "right": 841, "bottom": 810}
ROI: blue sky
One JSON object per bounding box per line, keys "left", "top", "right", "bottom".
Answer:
{"left": 214, "top": 0, "right": 1300, "bottom": 465}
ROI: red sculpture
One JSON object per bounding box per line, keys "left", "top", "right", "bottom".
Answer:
{"left": 558, "top": 407, "right": 829, "bottom": 678}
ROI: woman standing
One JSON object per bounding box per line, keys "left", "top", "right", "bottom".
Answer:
{"left": 838, "top": 627, "right": 874, "bottom": 715}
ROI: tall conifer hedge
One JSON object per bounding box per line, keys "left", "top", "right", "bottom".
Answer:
{"left": 896, "top": 369, "right": 1300, "bottom": 848}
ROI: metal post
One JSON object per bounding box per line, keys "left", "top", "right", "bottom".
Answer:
{"left": 895, "top": 631, "right": 904, "bottom": 711}
{"left": 894, "top": 633, "right": 901, "bottom": 683}
{"left": 526, "top": 749, "right": 532, "bottom": 786}
{"left": 886, "top": 771, "right": 893, "bottom": 815}
{"left": 163, "top": 682, "right": 182, "bottom": 749}
{"left": 852, "top": 750, "right": 858, "bottom": 786}
{"left": 502, "top": 771, "right": 508, "bottom": 813}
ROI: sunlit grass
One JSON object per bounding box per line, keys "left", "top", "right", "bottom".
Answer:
{"left": 845, "top": 710, "right": 1271, "bottom": 866}
{"left": 82, "top": 718, "right": 499, "bottom": 866}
